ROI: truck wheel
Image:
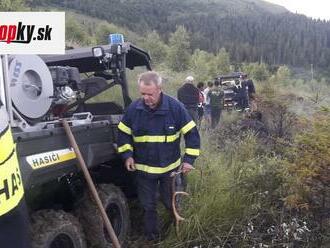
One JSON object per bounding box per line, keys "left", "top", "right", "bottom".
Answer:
{"left": 31, "top": 209, "right": 86, "bottom": 248}
{"left": 76, "top": 184, "right": 130, "bottom": 247}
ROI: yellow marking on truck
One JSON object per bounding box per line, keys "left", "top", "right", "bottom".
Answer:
{"left": 26, "top": 148, "right": 76, "bottom": 170}
{"left": 0, "top": 125, "right": 24, "bottom": 216}
{"left": 0, "top": 127, "right": 15, "bottom": 162}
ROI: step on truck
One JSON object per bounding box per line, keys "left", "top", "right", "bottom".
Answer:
{"left": 0, "top": 39, "right": 151, "bottom": 248}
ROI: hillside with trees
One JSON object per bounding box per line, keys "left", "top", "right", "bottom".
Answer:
{"left": 30, "top": 0, "right": 330, "bottom": 70}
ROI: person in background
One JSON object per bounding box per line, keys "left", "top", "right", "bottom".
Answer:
{"left": 208, "top": 80, "right": 224, "bottom": 129}
{"left": 233, "top": 78, "right": 248, "bottom": 110}
{"left": 203, "top": 81, "right": 213, "bottom": 129}
{"left": 177, "top": 76, "right": 200, "bottom": 122}
{"left": 196, "top": 81, "right": 205, "bottom": 129}
{"left": 241, "top": 74, "right": 257, "bottom": 111}
{"left": 117, "top": 71, "right": 200, "bottom": 243}
{"left": 241, "top": 74, "right": 256, "bottom": 99}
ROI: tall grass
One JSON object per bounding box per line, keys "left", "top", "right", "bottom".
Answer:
{"left": 159, "top": 128, "right": 284, "bottom": 247}
{"left": 87, "top": 59, "right": 329, "bottom": 246}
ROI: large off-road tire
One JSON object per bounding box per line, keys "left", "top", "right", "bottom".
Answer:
{"left": 31, "top": 209, "right": 86, "bottom": 248}
{"left": 76, "top": 184, "right": 130, "bottom": 247}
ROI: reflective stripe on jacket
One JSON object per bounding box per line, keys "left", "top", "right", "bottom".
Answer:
{"left": 117, "top": 93, "right": 200, "bottom": 175}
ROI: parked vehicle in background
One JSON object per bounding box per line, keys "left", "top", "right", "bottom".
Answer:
{"left": 216, "top": 72, "right": 248, "bottom": 111}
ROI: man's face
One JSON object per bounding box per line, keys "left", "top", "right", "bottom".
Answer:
{"left": 139, "top": 82, "right": 162, "bottom": 109}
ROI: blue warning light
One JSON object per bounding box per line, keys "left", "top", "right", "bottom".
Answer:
{"left": 108, "top": 33, "right": 124, "bottom": 45}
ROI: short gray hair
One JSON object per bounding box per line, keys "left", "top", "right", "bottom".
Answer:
{"left": 138, "top": 71, "right": 162, "bottom": 86}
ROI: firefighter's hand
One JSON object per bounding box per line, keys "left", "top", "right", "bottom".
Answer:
{"left": 125, "top": 157, "right": 136, "bottom": 171}
{"left": 181, "top": 162, "right": 194, "bottom": 174}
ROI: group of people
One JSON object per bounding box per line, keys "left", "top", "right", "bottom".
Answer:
{"left": 118, "top": 72, "right": 255, "bottom": 244}
{"left": 177, "top": 76, "right": 225, "bottom": 130}
{"left": 0, "top": 70, "right": 255, "bottom": 247}
{"left": 118, "top": 72, "right": 256, "bottom": 245}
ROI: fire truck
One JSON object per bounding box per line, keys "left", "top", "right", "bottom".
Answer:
{"left": 0, "top": 38, "right": 151, "bottom": 248}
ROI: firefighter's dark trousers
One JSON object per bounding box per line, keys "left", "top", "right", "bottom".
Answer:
{"left": 136, "top": 172, "right": 173, "bottom": 241}
{"left": 211, "top": 107, "right": 222, "bottom": 129}
{"left": 0, "top": 199, "right": 31, "bottom": 248}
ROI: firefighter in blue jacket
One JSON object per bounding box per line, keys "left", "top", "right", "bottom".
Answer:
{"left": 117, "top": 71, "right": 200, "bottom": 241}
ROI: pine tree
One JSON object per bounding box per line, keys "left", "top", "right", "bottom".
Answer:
{"left": 143, "top": 31, "right": 168, "bottom": 65}
{"left": 211, "top": 48, "right": 231, "bottom": 76}
{"left": 190, "top": 49, "right": 213, "bottom": 81}
{"left": 167, "top": 26, "right": 191, "bottom": 72}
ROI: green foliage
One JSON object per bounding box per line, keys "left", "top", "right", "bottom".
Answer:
{"left": 62, "top": 12, "right": 147, "bottom": 48}
{"left": 0, "top": 0, "right": 26, "bottom": 10}
{"left": 276, "top": 65, "right": 291, "bottom": 85}
{"left": 94, "top": 22, "right": 144, "bottom": 46}
{"left": 189, "top": 48, "right": 231, "bottom": 81}
{"left": 33, "top": 0, "right": 330, "bottom": 69}
{"left": 167, "top": 26, "right": 191, "bottom": 72}
{"left": 211, "top": 48, "right": 231, "bottom": 75}
{"left": 87, "top": 84, "right": 124, "bottom": 106}
{"left": 259, "top": 98, "right": 298, "bottom": 139}
{"left": 142, "top": 31, "right": 168, "bottom": 65}
{"left": 95, "top": 22, "right": 121, "bottom": 45}
{"left": 307, "top": 79, "right": 330, "bottom": 104}
{"left": 188, "top": 47, "right": 231, "bottom": 82}
{"left": 160, "top": 130, "right": 284, "bottom": 247}
{"left": 66, "top": 17, "right": 92, "bottom": 46}
{"left": 285, "top": 113, "right": 330, "bottom": 211}
{"left": 242, "top": 62, "right": 270, "bottom": 81}
{"left": 189, "top": 49, "right": 213, "bottom": 81}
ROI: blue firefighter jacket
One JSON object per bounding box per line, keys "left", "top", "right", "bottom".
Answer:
{"left": 117, "top": 93, "right": 200, "bottom": 175}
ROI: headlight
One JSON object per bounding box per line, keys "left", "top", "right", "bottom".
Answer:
{"left": 92, "top": 47, "right": 104, "bottom": 58}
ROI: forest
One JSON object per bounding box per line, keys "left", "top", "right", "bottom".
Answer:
{"left": 29, "top": 0, "right": 330, "bottom": 70}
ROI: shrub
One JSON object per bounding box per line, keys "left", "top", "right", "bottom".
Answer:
{"left": 159, "top": 128, "right": 284, "bottom": 247}
{"left": 284, "top": 112, "right": 330, "bottom": 245}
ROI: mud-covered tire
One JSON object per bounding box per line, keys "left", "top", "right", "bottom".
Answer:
{"left": 76, "top": 184, "right": 130, "bottom": 247}
{"left": 31, "top": 209, "right": 86, "bottom": 248}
